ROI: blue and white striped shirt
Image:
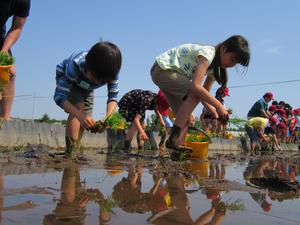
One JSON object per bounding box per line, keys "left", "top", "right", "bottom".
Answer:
{"left": 54, "top": 50, "right": 119, "bottom": 108}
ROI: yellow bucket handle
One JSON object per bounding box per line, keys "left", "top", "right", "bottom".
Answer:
{"left": 188, "top": 126, "right": 211, "bottom": 143}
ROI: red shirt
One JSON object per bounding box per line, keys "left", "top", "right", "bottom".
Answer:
{"left": 157, "top": 90, "right": 170, "bottom": 116}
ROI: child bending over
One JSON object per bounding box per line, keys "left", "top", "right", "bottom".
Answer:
{"left": 54, "top": 41, "right": 122, "bottom": 159}
{"left": 118, "top": 89, "right": 164, "bottom": 151}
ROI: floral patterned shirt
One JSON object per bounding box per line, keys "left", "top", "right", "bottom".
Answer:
{"left": 155, "top": 44, "right": 215, "bottom": 79}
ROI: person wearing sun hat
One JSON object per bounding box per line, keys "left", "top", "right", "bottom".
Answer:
{"left": 247, "top": 92, "right": 274, "bottom": 119}
{"left": 264, "top": 116, "right": 282, "bottom": 151}
{"left": 294, "top": 109, "right": 300, "bottom": 144}
{"left": 200, "top": 86, "right": 231, "bottom": 134}
{"left": 245, "top": 116, "right": 277, "bottom": 155}
{"left": 273, "top": 108, "right": 287, "bottom": 124}
{"left": 268, "top": 105, "right": 277, "bottom": 116}
{"left": 276, "top": 122, "right": 287, "bottom": 143}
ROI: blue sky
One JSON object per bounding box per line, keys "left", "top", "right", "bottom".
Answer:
{"left": 8, "top": 0, "right": 300, "bottom": 120}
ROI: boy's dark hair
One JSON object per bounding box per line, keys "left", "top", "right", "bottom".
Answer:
{"left": 272, "top": 101, "right": 278, "bottom": 106}
{"left": 209, "top": 35, "right": 250, "bottom": 87}
{"left": 86, "top": 41, "right": 122, "bottom": 83}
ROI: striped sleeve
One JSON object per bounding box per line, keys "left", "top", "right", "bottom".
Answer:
{"left": 107, "top": 78, "right": 119, "bottom": 103}
{"left": 53, "top": 63, "right": 72, "bottom": 108}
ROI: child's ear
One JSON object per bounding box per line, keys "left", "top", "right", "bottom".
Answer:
{"left": 220, "top": 45, "right": 227, "bottom": 53}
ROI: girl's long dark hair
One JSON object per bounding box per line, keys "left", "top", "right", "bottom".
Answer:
{"left": 209, "top": 35, "right": 250, "bottom": 87}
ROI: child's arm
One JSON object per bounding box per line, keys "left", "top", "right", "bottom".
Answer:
{"left": 272, "top": 134, "right": 282, "bottom": 150}
{"left": 155, "top": 106, "right": 166, "bottom": 127}
{"left": 261, "top": 109, "right": 270, "bottom": 118}
{"left": 257, "top": 127, "right": 270, "bottom": 142}
{"left": 133, "top": 114, "right": 148, "bottom": 140}
{"left": 1, "top": 16, "right": 28, "bottom": 53}
{"left": 62, "top": 100, "right": 96, "bottom": 129}
{"left": 102, "top": 101, "right": 118, "bottom": 122}
{"left": 191, "top": 56, "right": 228, "bottom": 119}
{"left": 54, "top": 70, "right": 96, "bottom": 128}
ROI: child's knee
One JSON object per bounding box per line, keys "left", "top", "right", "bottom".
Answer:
{"left": 185, "top": 92, "right": 200, "bottom": 104}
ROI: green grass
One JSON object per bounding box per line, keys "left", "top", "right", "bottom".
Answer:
{"left": 105, "top": 113, "right": 126, "bottom": 131}
{"left": 0, "top": 52, "right": 14, "bottom": 66}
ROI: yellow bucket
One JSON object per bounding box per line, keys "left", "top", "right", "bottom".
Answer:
{"left": 189, "top": 141, "right": 209, "bottom": 159}
{"left": 185, "top": 141, "right": 192, "bottom": 148}
{"left": 185, "top": 161, "right": 209, "bottom": 177}
{"left": 0, "top": 65, "right": 12, "bottom": 83}
{"left": 107, "top": 165, "right": 123, "bottom": 176}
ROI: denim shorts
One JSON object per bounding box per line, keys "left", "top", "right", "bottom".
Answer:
{"left": 162, "top": 115, "right": 174, "bottom": 128}
{"left": 245, "top": 125, "right": 259, "bottom": 144}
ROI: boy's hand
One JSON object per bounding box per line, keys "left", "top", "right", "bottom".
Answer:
{"left": 77, "top": 112, "right": 96, "bottom": 129}
{"left": 88, "top": 121, "right": 106, "bottom": 133}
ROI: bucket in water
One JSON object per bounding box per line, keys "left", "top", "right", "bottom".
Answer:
{"left": 189, "top": 141, "right": 209, "bottom": 159}
{"left": 185, "top": 161, "right": 209, "bottom": 177}
{"left": 0, "top": 65, "right": 12, "bottom": 83}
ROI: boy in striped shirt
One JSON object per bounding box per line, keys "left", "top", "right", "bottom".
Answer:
{"left": 54, "top": 41, "right": 122, "bottom": 159}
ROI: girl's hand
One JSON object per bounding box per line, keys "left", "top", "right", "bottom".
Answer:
{"left": 207, "top": 107, "right": 219, "bottom": 119}
{"left": 77, "top": 112, "right": 96, "bottom": 129}
{"left": 139, "top": 131, "right": 149, "bottom": 141}
{"left": 217, "top": 106, "right": 229, "bottom": 123}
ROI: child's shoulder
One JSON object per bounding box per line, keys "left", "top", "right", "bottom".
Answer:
{"left": 177, "top": 43, "right": 214, "bottom": 51}
{"left": 69, "top": 49, "right": 88, "bottom": 62}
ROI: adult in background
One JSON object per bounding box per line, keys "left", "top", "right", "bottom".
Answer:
{"left": 0, "top": 0, "right": 31, "bottom": 120}
{"left": 247, "top": 92, "right": 274, "bottom": 119}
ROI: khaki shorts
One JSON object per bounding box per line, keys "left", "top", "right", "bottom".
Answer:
{"left": 151, "top": 62, "right": 191, "bottom": 113}
{"left": 68, "top": 84, "right": 94, "bottom": 116}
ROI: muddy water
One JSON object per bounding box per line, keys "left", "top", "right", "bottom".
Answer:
{"left": 1, "top": 152, "right": 300, "bottom": 225}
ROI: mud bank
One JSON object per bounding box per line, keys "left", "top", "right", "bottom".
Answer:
{"left": 0, "top": 120, "right": 298, "bottom": 151}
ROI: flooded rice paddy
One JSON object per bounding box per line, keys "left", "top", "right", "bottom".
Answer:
{"left": 1, "top": 150, "right": 300, "bottom": 225}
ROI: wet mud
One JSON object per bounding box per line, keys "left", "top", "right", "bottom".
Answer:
{"left": 1, "top": 146, "right": 300, "bottom": 224}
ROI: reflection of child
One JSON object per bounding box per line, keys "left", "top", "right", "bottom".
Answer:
{"left": 43, "top": 167, "right": 88, "bottom": 224}
{"left": 118, "top": 89, "right": 164, "bottom": 151}
{"left": 146, "top": 178, "right": 172, "bottom": 222}
{"left": 250, "top": 193, "right": 272, "bottom": 213}
{"left": 112, "top": 164, "right": 146, "bottom": 213}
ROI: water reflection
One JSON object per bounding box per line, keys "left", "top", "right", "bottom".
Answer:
{"left": 244, "top": 158, "right": 300, "bottom": 212}
{"left": 44, "top": 166, "right": 111, "bottom": 225}
{"left": 1, "top": 155, "right": 300, "bottom": 224}
{"left": 0, "top": 176, "right": 3, "bottom": 224}
{"left": 109, "top": 159, "right": 232, "bottom": 225}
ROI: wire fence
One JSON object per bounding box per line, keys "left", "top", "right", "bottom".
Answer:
{"left": 8, "top": 78, "right": 300, "bottom": 120}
